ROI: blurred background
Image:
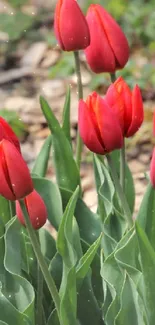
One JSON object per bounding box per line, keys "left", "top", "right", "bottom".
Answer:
{"left": 0, "top": 0, "right": 155, "bottom": 211}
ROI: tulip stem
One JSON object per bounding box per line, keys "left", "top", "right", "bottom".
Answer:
{"left": 19, "top": 200, "right": 60, "bottom": 319}
{"left": 120, "top": 141, "right": 126, "bottom": 191}
{"left": 110, "top": 72, "right": 117, "bottom": 83}
{"left": 74, "top": 50, "right": 83, "bottom": 168}
{"left": 106, "top": 154, "right": 133, "bottom": 228}
{"left": 36, "top": 263, "right": 44, "bottom": 325}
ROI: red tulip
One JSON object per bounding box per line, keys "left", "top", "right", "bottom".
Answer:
{"left": 54, "top": 0, "right": 90, "bottom": 51}
{"left": 0, "top": 139, "right": 33, "bottom": 200}
{"left": 84, "top": 4, "right": 129, "bottom": 73}
{"left": 16, "top": 190, "right": 47, "bottom": 229}
{"left": 150, "top": 149, "right": 155, "bottom": 188}
{"left": 78, "top": 92, "right": 123, "bottom": 155}
{"left": 0, "top": 117, "right": 20, "bottom": 152}
{"left": 105, "top": 77, "right": 144, "bottom": 137}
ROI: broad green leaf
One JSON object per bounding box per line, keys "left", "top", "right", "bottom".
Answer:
{"left": 60, "top": 187, "right": 102, "bottom": 246}
{"left": 32, "top": 177, "right": 63, "bottom": 229}
{"left": 60, "top": 267, "right": 77, "bottom": 325}
{"left": 115, "top": 273, "right": 143, "bottom": 325}
{"left": 40, "top": 96, "right": 80, "bottom": 193}
{"left": 4, "top": 218, "right": 22, "bottom": 275}
{"left": 62, "top": 87, "right": 71, "bottom": 145}
{"left": 135, "top": 222, "right": 155, "bottom": 325}
{"left": 77, "top": 276, "right": 102, "bottom": 325}
{"left": 0, "top": 294, "right": 32, "bottom": 325}
{"left": 111, "top": 150, "right": 135, "bottom": 214}
{"left": 3, "top": 218, "right": 35, "bottom": 324}
{"left": 0, "top": 196, "right": 12, "bottom": 236}
{"left": 39, "top": 228, "right": 56, "bottom": 263}
{"left": 57, "top": 187, "right": 79, "bottom": 268}
{"left": 137, "top": 183, "right": 155, "bottom": 250}
{"left": 76, "top": 233, "right": 102, "bottom": 285}
{"left": 94, "top": 155, "right": 127, "bottom": 256}
{"left": 32, "top": 135, "right": 52, "bottom": 177}
{"left": 47, "top": 309, "right": 60, "bottom": 325}
{"left": 94, "top": 155, "right": 115, "bottom": 220}
{"left": 49, "top": 253, "right": 62, "bottom": 290}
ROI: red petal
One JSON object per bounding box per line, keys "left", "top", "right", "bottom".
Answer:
{"left": 95, "top": 5, "right": 129, "bottom": 68}
{"left": 16, "top": 190, "right": 47, "bottom": 229}
{"left": 2, "top": 140, "right": 33, "bottom": 200}
{"left": 0, "top": 143, "right": 15, "bottom": 200}
{"left": 0, "top": 117, "right": 21, "bottom": 152}
{"left": 126, "top": 85, "right": 144, "bottom": 137}
{"left": 54, "top": 0, "right": 64, "bottom": 49}
{"left": 78, "top": 100, "right": 105, "bottom": 154}
{"left": 85, "top": 5, "right": 116, "bottom": 73}
{"left": 95, "top": 96, "right": 123, "bottom": 152}
{"left": 105, "top": 82, "right": 125, "bottom": 132}
{"left": 58, "top": 0, "right": 90, "bottom": 51}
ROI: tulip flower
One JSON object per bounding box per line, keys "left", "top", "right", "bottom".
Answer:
{"left": 105, "top": 77, "right": 144, "bottom": 137}
{"left": 78, "top": 92, "right": 123, "bottom": 155}
{"left": 150, "top": 149, "right": 155, "bottom": 188}
{"left": 0, "top": 139, "right": 33, "bottom": 200}
{"left": 0, "top": 117, "right": 20, "bottom": 152}
{"left": 16, "top": 190, "right": 47, "bottom": 229}
{"left": 84, "top": 4, "right": 129, "bottom": 73}
{"left": 54, "top": 0, "right": 90, "bottom": 51}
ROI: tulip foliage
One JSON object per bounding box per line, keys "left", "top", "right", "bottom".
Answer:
{"left": 0, "top": 1, "right": 155, "bottom": 325}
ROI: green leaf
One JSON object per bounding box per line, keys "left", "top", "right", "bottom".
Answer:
{"left": 0, "top": 196, "right": 12, "bottom": 236}
{"left": 32, "top": 135, "right": 52, "bottom": 177}
{"left": 47, "top": 309, "right": 60, "bottom": 325}
{"left": 3, "top": 218, "right": 35, "bottom": 324}
{"left": 77, "top": 276, "right": 102, "bottom": 325}
{"left": 76, "top": 233, "right": 102, "bottom": 285}
{"left": 32, "top": 177, "right": 63, "bottom": 229}
{"left": 60, "top": 187, "right": 102, "bottom": 246}
{"left": 57, "top": 187, "right": 79, "bottom": 268}
{"left": 39, "top": 228, "right": 56, "bottom": 263}
{"left": 60, "top": 267, "right": 77, "bottom": 325}
{"left": 94, "top": 155, "right": 115, "bottom": 220}
{"left": 62, "top": 87, "right": 71, "bottom": 145}
{"left": 115, "top": 273, "right": 143, "bottom": 325}
{"left": 40, "top": 96, "right": 80, "bottom": 193}
{"left": 111, "top": 150, "right": 135, "bottom": 214}
{"left": 137, "top": 183, "right": 155, "bottom": 250}
{"left": 49, "top": 253, "right": 62, "bottom": 290}
{"left": 135, "top": 222, "right": 155, "bottom": 325}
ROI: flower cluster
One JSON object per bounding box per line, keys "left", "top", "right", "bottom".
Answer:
{"left": 0, "top": 117, "right": 47, "bottom": 229}
{"left": 54, "top": 0, "right": 144, "bottom": 156}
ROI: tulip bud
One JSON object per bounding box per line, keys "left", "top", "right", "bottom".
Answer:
{"left": 0, "top": 117, "right": 20, "bottom": 152}
{"left": 78, "top": 92, "right": 123, "bottom": 155}
{"left": 0, "top": 139, "right": 33, "bottom": 200}
{"left": 54, "top": 0, "right": 90, "bottom": 51}
{"left": 16, "top": 190, "right": 47, "bottom": 229}
{"left": 85, "top": 4, "right": 129, "bottom": 73}
{"left": 105, "top": 77, "right": 144, "bottom": 137}
{"left": 150, "top": 149, "right": 155, "bottom": 188}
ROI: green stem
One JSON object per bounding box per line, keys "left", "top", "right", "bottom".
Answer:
{"left": 120, "top": 140, "right": 126, "bottom": 191}
{"left": 74, "top": 51, "right": 83, "bottom": 168}
{"left": 36, "top": 233, "right": 44, "bottom": 325}
{"left": 19, "top": 200, "right": 60, "bottom": 318}
{"left": 9, "top": 201, "right": 15, "bottom": 218}
{"left": 110, "top": 72, "right": 117, "bottom": 83}
{"left": 106, "top": 154, "right": 133, "bottom": 228}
